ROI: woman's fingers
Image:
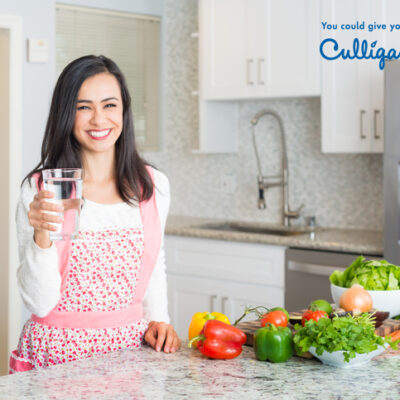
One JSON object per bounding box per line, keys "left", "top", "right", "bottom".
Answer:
{"left": 154, "top": 323, "right": 168, "bottom": 352}
{"left": 144, "top": 322, "right": 181, "bottom": 353}
{"left": 163, "top": 326, "right": 175, "bottom": 353}
{"left": 28, "top": 190, "right": 64, "bottom": 232}
{"left": 144, "top": 323, "right": 157, "bottom": 348}
{"left": 30, "top": 219, "right": 60, "bottom": 232}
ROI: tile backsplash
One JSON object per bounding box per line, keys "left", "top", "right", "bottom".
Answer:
{"left": 144, "top": 0, "right": 383, "bottom": 231}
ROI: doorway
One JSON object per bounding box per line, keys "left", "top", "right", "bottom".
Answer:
{"left": 0, "top": 15, "right": 22, "bottom": 376}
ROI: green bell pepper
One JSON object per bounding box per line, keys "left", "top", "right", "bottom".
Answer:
{"left": 254, "top": 324, "right": 294, "bottom": 363}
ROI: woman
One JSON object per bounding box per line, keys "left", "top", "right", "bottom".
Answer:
{"left": 10, "top": 55, "right": 180, "bottom": 373}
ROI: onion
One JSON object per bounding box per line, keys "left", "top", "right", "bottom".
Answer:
{"left": 339, "top": 284, "right": 373, "bottom": 312}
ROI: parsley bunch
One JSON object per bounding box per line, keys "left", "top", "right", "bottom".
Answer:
{"left": 293, "top": 313, "right": 398, "bottom": 362}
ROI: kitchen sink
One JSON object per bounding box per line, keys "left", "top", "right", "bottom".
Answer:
{"left": 196, "top": 221, "right": 315, "bottom": 236}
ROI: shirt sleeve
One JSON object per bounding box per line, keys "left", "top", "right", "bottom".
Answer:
{"left": 142, "top": 168, "right": 171, "bottom": 323}
{"left": 16, "top": 178, "right": 61, "bottom": 318}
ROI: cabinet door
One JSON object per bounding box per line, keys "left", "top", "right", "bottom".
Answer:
{"left": 321, "top": 0, "right": 373, "bottom": 153}
{"left": 262, "top": 0, "right": 320, "bottom": 98}
{"left": 226, "top": 281, "right": 285, "bottom": 324}
{"left": 167, "top": 274, "right": 226, "bottom": 339}
{"left": 246, "top": 0, "right": 268, "bottom": 97}
{"left": 199, "top": 0, "right": 247, "bottom": 99}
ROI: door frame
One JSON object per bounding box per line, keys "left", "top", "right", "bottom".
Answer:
{"left": 0, "top": 14, "right": 23, "bottom": 371}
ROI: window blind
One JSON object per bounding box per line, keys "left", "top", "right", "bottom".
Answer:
{"left": 56, "top": 4, "right": 161, "bottom": 150}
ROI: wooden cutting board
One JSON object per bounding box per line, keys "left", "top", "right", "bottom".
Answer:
{"left": 237, "top": 315, "right": 400, "bottom": 350}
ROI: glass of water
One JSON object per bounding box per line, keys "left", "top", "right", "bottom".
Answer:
{"left": 42, "top": 168, "right": 83, "bottom": 241}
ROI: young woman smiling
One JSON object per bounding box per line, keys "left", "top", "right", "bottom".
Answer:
{"left": 10, "top": 55, "right": 181, "bottom": 373}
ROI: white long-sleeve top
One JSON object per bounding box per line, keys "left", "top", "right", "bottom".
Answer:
{"left": 16, "top": 168, "right": 170, "bottom": 323}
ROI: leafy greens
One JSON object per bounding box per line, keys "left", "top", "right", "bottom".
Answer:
{"left": 329, "top": 256, "right": 400, "bottom": 290}
{"left": 293, "top": 313, "right": 397, "bottom": 362}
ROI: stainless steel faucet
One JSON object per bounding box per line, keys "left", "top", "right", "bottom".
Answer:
{"left": 251, "top": 109, "right": 303, "bottom": 227}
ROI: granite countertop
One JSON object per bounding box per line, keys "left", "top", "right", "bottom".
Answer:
{"left": 1, "top": 342, "right": 399, "bottom": 400}
{"left": 166, "top": 216, "right": 383, "bottom": 256}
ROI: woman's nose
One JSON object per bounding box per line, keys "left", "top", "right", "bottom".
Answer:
{"left": 90, "top": 107, "right": 106, "bottom": 125}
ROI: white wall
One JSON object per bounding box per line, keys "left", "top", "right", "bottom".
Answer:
{"left": 0, "top": 27, "right": 10, "bottom": 376}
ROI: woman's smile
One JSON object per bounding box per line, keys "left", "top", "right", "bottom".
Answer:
{"left": 87, "top": 128, "right": 112, "bottom": 140}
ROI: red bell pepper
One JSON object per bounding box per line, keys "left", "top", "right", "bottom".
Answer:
{"left": 188, "top": 320, "right": 247, "bottom": 359}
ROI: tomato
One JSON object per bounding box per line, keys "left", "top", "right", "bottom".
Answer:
{"left": 261, "top": 310, "right": 288, "bottom": 328}
{"left": 301, "top": 310, "right": 329, "bottom": 326}
{"left": 269, "top": 307, "right": 290, "bottom": 321}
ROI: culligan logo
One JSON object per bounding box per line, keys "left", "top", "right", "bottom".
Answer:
{"left": 320, "top": 38, "right": 400, "bottom": 70}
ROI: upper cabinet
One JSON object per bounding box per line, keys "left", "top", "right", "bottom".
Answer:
{"left": 321, "top": 0, "right": 400, "bottom": 153}
{"left": 199, "top": 0, "right": 321, "bottom": 100}
{"left": 197, "top": 0, "right": 320, "bottom": 153}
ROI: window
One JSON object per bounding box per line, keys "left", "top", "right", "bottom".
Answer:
{"left": 56, "top": 4, "right": 161, "bottom": 151}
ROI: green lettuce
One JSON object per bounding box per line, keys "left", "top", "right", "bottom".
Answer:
{"left": 329, "top": 256, "right": 400, "bottom": 290}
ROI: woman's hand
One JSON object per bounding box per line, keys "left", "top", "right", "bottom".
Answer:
{"left": 28, "top": 190, "right": 64, "bottom": 248}
{"left": 144, "top": 321, "right": 181, "bottom": 353}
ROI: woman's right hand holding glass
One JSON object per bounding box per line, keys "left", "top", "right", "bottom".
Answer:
{"left": 28, "top": 190, "right": 64, "bottom": 248}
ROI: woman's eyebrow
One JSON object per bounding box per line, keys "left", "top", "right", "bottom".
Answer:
{"left": 76, "top": 97, "right": 120, "bottom": 103}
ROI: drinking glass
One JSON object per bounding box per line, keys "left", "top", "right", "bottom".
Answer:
{"left": 42, "top": 168, "right": 83, "bottom": 240}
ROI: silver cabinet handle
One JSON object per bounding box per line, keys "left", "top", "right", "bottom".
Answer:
{"left": 374, "top": 109, "right": 380, "bottom": 139}
{"left": 210, "top": 295, "right": 217, "bottom": 310}
{"left": 288, "top": 261, "right": 346, "bottom": 277}
{"left": 258, "top": 58, "right": 265, "bottom": 85}
{"left": 247, "top": 59, "right": 254, "bottom": 85}
{"left": 221, "top": 296, "right": 229, "bottom": 314}
{"left": 360, "top": 110, "right": 367, "bottom": 139}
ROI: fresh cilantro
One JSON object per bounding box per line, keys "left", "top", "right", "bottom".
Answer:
{"left": 293, "top": 313, "right": 399, "bottom": 362}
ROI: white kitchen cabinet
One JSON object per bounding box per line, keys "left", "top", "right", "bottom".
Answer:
{"left": 199, "top": 0, "right": 320, "bottom": 100}
{"left": 196, "top": 0, "right": 320, "bottom": 153}
{"left": 321, "top": 0, "right": 400, "bottom": 153}
{"left": 165, "top": 235, "right": 286, "bottom": 338}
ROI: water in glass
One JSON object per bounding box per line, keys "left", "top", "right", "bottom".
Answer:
{"left": 42, "top": 169, "right": 83, "bottom": 240}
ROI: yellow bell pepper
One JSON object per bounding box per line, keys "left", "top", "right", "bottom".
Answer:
{"left": 188, "top": 312, "right": 230, "bottom": 340}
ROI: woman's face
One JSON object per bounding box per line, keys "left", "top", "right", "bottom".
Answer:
{"left": 73, "top": 72, "right": 123, "bottom": 157}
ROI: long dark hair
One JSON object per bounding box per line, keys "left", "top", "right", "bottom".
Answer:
{"left": 23, "top": 55, "right": 153, "bottom": 203}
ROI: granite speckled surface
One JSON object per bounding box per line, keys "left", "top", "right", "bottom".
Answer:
{"left": 166, "top": 216, "right": 383, "bottom": 256}
{"left": 1, "top": 342, "right": 399, "bottom": 400}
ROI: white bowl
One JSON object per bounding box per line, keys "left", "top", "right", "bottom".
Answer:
{"left": 308, "top": 345, "right": 387, "bottom": 368}
{"left": 330, "top": 283, "right": 400, "bottom": 318}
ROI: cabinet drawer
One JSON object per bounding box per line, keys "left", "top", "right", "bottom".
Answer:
{"left": 166, "top": 235, "right": 285, "bottom": 288}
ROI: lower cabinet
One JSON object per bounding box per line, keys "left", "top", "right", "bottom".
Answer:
{"left": 165, "top": 235, "right": 286, "bottom": 339}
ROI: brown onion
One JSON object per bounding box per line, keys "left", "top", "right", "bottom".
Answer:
{"left": 339, "top": 284, "right": 373, "bottom": 312}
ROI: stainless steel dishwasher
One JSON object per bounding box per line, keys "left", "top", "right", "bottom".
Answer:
{"left": 285, "top": 248, "right": 381, "bottom": 311}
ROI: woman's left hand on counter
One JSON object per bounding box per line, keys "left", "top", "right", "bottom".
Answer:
{"left": 144, "top": 321, "right": 181, "bottom": 353}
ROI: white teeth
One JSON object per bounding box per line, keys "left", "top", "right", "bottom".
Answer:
{"left": 88, "top": 129, "right": 110, "bottom": 138}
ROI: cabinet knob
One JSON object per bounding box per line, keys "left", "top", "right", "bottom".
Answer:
{"left": 258, "top": 58, "right": 265, "bottom": 85}
{"left": 374, "top": 109, "right": 380, "bottom": 139}
{"left": 247, "top": 59, "right": 254, "bottom": 85}
{"left": 360, "top": 110, "right": 367, "bottom": 139}
{"left": 221, "top": 297, "right": 229, "bottom": 314}
{"left": 210, "top": 295, "right": 217, "bottom": 310}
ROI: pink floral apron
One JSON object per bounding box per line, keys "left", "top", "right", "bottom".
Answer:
{"left": 9, "top": 167, "right": 161, "bottom": 373}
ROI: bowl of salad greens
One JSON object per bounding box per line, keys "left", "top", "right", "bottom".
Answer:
{"left": 330, "top": 256, "right": 400, "bottom": 318}
{"left": 294, "top": 313, "right": 396, "bottom": 368}
{"left": 307, "top": 345, "right": 387, "bottom": 368}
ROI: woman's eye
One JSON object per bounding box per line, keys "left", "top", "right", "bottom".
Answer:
{"left": 77, "top": 105, "right": 90, "bottom": 110}
{"left": 105, "top": 103, "right": 117, "bottom": 108}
